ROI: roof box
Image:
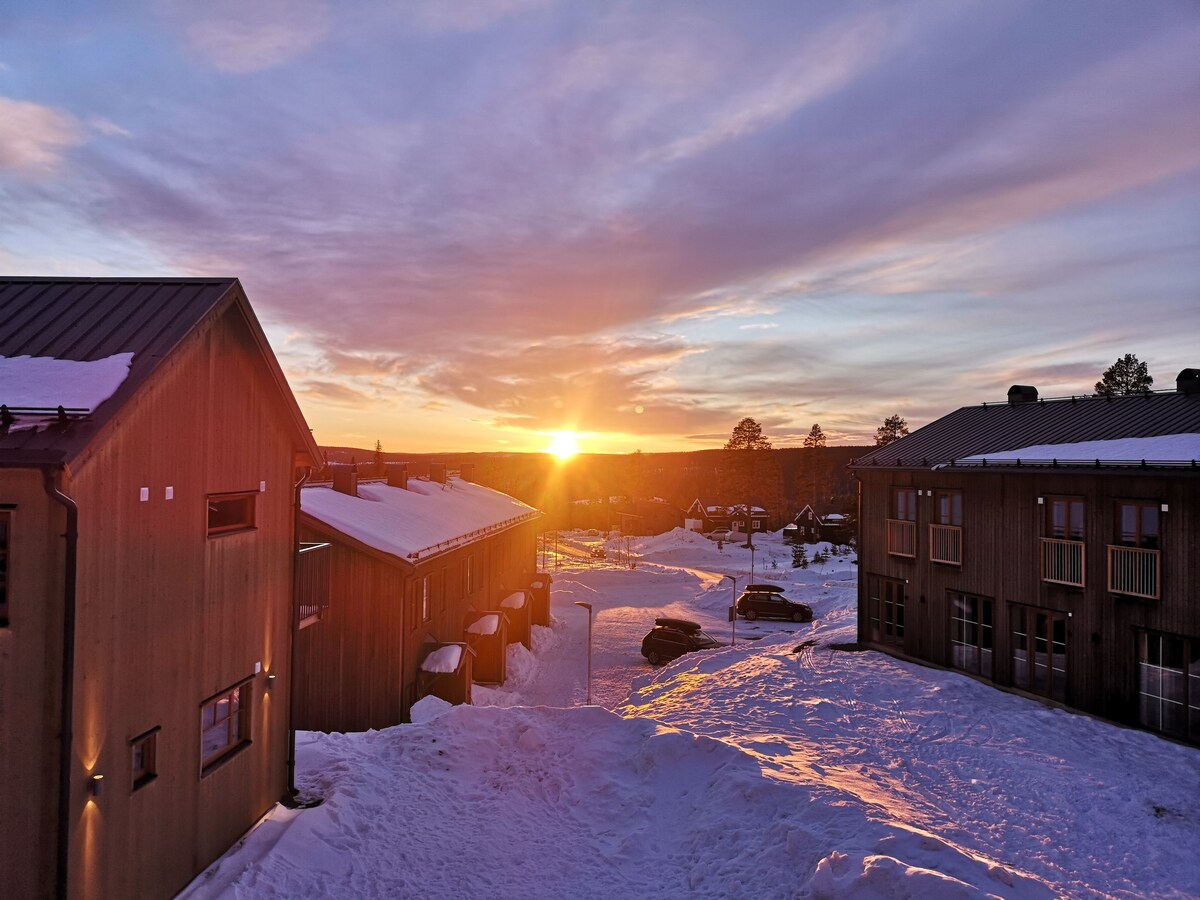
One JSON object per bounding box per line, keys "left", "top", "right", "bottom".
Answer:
{"left": 1007, "top": 385, "right": 1038, "bottom": 404}
{"left": 654, "top": 617, "right": 702, "bottom": 632}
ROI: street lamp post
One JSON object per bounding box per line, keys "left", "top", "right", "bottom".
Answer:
{"left": 723, "top": 574, "right": 736, "bottom": 645}
{"left": 574, "top": 601, "right": 593, "bottom": 705}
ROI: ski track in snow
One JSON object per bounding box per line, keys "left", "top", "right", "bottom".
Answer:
{"left": 180, "top": 529, "right": 1200, "bottom": 900}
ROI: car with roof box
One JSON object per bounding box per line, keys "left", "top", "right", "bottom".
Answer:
{"left": 640, "top": 617, "right": 722, "bottom": 665}
{"left": 735, "top": 583, "right": 813, "bottom": 622}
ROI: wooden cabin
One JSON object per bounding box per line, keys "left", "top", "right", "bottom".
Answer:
{"left": 852, "top": 374, "right": 1200, "bottom": 744}
{"left": 0, "top": 278, "right": 321, "bottom": 899}
{"left": 683, "top": 498, "right": 769, "bottom": 535}
{"left": 294, "top": 465, "right": 541, "bottom": 731}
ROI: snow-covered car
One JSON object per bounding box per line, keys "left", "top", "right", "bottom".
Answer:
{"left": 640, "top": 618, "right": 722, "bottom": 665}
{"left": 736, "top": 584, "right": 813, "bottom": 622}
{"left": 706, "top": 529, "right": 731, "bottom": 541}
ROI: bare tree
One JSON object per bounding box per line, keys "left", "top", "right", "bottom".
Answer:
{"left": 1094, "top": 353, "right": 1153, "bottom": 396}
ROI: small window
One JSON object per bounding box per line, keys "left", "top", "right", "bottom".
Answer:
{"left": 1046, "top": 496, "right": 1085, "bottom": 541}
{"left": 421, "top": 575, "right": 431, "bottom": 622}
{"left": 890, "top": 487, "right": 916, "bottom": 521}
{"left": 0, "top": 509, "right": 10, "bottom": 627}
{"left": 1115, "top": 500, "right": 1159, "bottom": 550}
{"left": 130, "top": 727, "right": 160, "bottom": 790}
{"left": 207, "top": 492, "right": 257, "bottom": 536}
{"left": 934, "top": 491, "right": 962, "bottom": 526}
{"left": 200, "top": 682, "right": 251, "bottom": 773}
{"left": 464, "top": 555, "right": 475, "bottom": 596}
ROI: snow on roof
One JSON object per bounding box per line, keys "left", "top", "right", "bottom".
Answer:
{"left": 301, "top": 479, "right": 540, "bottom": 561}
{"left": 467, "top": 614, "right": 500, "bottom": 636}
{"left": 0, "top": 353, "right": 134, "bottom": 413}
{"left": 954, "top": 433, "right": 1200, "bottom": 467}
{"left": 420, "top": 645, "right": 462, "bottom": 674}
{"left": 500, "top": 591, "right": 526, "bottom": 609}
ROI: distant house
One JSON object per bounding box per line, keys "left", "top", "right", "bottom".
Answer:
{"left": 788, "top": 504, "right": 821, "bottom": 543}
{"left": 683, "top": 498, "right": 769, "bottom": 534}
{"left": 0, "top": 278, "right": 321, "bottom": 899}
{"left": 294, "top": 463, "right": 542, "bottom": 731}
{"left": 852, "top": 374, "right": 1200, "bottom": 745}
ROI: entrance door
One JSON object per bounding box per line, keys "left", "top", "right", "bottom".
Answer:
{"left": 1011, "top": 605, "right": 1067, "bottom": 702}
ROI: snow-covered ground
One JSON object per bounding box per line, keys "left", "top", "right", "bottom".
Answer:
{"left": 181, "top": 529, "right": 1200, "bottom": 899}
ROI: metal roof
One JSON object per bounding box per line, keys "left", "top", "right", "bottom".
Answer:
{"left": 851, "top": 389, "right": 1200, "bottom": 471}
{"left": 0, "top": 277, "right": 320, "bottom": 465}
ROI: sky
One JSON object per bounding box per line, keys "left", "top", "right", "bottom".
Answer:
{"left": 1, "top": 1, "right": 1198, "bottom": 454}
{"left": 180, "top": 530, "right": 1200, "bottom": 897}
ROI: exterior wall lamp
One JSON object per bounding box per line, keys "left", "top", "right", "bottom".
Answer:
{"left": 88, "top": 773, "right": 104, "bottom": 798}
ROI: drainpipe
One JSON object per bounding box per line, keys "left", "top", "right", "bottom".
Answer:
{"left": 286, "top": 467, "right": 310, "bottom": 800}
{"left": 42, "top": 467, "right": 79, "bottom": 900}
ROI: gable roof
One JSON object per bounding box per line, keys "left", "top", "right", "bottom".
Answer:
{"left": 0, "top": 277, "right": 320, "bottom": 465}
{"left": 301, "top": 478, "right": 542, "bottom": 564}
{"left": 852, "top": 389, "right": 1200, "bottom": 472}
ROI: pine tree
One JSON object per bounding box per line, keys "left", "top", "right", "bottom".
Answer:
{"left": 724, "top": 417, "right": 773, "bottom": 450}
{"left": 792, "top": 545, "right": 809, "bottom": 569}
{"left": 874, "top": 414, "right": 909, "bottom": 447}
{"left": 1094, "top": 354, "right": 1153, "bottom": 396}
{"left": 803, "top": 423, "right": 826, "bottom": 448}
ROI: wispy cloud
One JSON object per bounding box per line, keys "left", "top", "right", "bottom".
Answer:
{"left": 0, "top": 97, "right": 84, "bottom": 173}
{"left": 164, "top": 0, "right": 331, "bottom": 74}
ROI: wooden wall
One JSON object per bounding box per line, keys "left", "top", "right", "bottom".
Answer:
{"left": 0, "top": 303, "right": 309, "bottom": 899}
{"left": 857, "top": 466, "right": 1199, "bottom": 734}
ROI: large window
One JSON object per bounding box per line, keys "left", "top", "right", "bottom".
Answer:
{"left": 1109, "top": 500, "right": 1161, "bottom": 599}
{"left": 0, "top": 509, "right": 10, "bottom": 627}
{"left": 1011, "top": 606, "right": 1067, "bottom": 702}
{"left": 949, "top": 593, "right": 992, "bottom": 678}
{"left": 201, "top": 682, "right": 251, "bottom": 773}
{"left": 207, "top": 492, "right": 257, "bottom": 536}
{"left": 867, "top": 575, "right": 905, "bottom": 646}
{"left": 930, "top": 490, "right": 963, "bottom": 565}
{"left": 1138, "top": 633, "right": 1199, "bottom": 743}
{"left": 1042, "top": 496, "right": 1086, "bottom": 587}
{"left": 887, "top": 487, "right": 917, "bottom": 558}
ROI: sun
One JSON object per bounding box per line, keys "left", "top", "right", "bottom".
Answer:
{"left": 548, "top": 431, "right": 580, "bottom": 459}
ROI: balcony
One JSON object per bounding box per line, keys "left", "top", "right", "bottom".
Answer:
{"left": 1108, "top": 545, "right": 1160, "bottom": 599}
{"left": 886, "top": 519, "right": 916, "bottom": 558}
{"left": 929, "top": 524, "right": 962, "bottom": 566}
{"left": 1041, "top": 538, "right": 1085, "bottom": 587}
{"left": 298, "top": 541, "right": 331, "bottom": 627}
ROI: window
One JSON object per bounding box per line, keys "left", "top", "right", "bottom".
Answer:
{"left": 130, "top": 727, "right": 159, "bottom": 790}
{"left": 1046, "top": 496, "right": 1084, "bottom": 541}
{"left": 1139, "top": 632, "right": 1199, "bottom": 743}
{"left": 438, "top": 567, "right": 447, "bottom": 613}
{"left": 207, "top": 492, "right": 256, "bottom": 536}
{"left": 867, "top": 575, "right": 904, "bottom": 645}
{"left": 891, "top": 488, "right": 916, "bottom": 522}
{"left": 930, "top": 490, "right": 963, "bottom": 565}
{"left": 1010, "top": 606, "right": 1067, "bottom": 702}
{"left": 201, "top": 682, "right": 251, "bottom": 773}
{"left": 421, "top": 575, "right": 431, "bottom": 622}
{"left": 934, "top": 491, "right": 962, "bottom": 527}
{"left": 887, "top": 487, "right": 917, "bottom": 558}
{"left": 949, "top": 593, "right": 992, "bottom": 678}
{"left": 0, "top": 509, "right": 10, "bottom": 627}
{"left": 464, "top": 554, "right": 476, "bottom": 596}
{"left": 1115, "top": 501, "right": 1159, "bottom": 550}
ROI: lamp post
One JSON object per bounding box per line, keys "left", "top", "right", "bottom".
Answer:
{"left": 574, "top": 601, "right": 593, "bottom": 705}
{"left": 723, "top": 574, "right": 737, "bottom": 645}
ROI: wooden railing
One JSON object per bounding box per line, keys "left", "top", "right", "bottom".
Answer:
{"left": 1108, "top": 545, "right": 1160, "bottom": 599}
{"left": 886, "top": 519, "right": 916, "bottom": 558}
{"left": 298, "top": 541, "right": 331, "bottom": 627}
{"left": 1041, "top": 538, "right": 1085, "bottom": 587}
{"left": 929, "top": 524, "right": 962, "bottom": 565}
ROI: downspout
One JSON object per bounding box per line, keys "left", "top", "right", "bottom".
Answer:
{"left": 286, "top": 467, "right": 310, "bottom": 801}
{"left": 42, "top": 467, "right": 79, "bottom": 900}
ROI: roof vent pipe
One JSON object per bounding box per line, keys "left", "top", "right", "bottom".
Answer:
{"left": 1176, "top": 368, "right": 1200, "bottom": 395}
{"left": 1007, "top": 385, "right": 1038, "bottom": 404}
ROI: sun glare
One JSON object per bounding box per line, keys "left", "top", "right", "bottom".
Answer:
{"left": 549, "top": 431, "right": 580, "bottom": 459}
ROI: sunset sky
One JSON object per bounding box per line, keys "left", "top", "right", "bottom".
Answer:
{"left": 2, "top": 1, "right": 1198, "bottom": 454}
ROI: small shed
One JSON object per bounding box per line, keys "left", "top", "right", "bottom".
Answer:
{"left": 465, "top": 612, "right": 507, "bottom": 684}
{"left": 499, "top": 590, "right": 532, "bottom": 648}
{"left": 529, "top": 573, "right": 552, "bottom": 627}
{"left": 417, "top": 642, "right": 474, "bottom": 706}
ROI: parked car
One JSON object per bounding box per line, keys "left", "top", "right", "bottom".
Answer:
{"left": 736, "top": 584, "right": 813, "bottom": 622}
{"left": 589, "top": 546, "right": 606, "bottom": 559}
{"left": 641, "top": 618, "right": 722, "bottom": 665}
{"left": 706, "top": 529, "right": 731, "bottom": 541}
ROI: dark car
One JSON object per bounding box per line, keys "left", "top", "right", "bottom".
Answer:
{"left": 736, "top": 584, "right": 813, "bottom": 622}
{"left": 641, "top": 617, "right": 722, "bottom": 665}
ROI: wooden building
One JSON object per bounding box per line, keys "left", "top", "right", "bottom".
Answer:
{"left": 0, "top": 278, "right": 321, "bottom": 899}
{"left": 683, "top": 498, "right": 769, "bottom": 535}
{"left": 852, "top": 374, "right": 1200, "bottom": 744}
{"left": 294, "top": 464, "right": 541, "bottom": 731}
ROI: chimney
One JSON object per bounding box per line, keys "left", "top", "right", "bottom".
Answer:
{"left": 385, "top": 462, "right": 408, "bottom": 490}
{"left": 429, "top": 462, "right": 447, "bottom": 484}
{"left": 1007, "top": 385, "right": 1038, "bottom": 404}
{"left": 459, "top": 463, "right": 475, "bottom": 483}
{"left": 330, "top": 463, "right": 358, "bottom": 497}
{"left": 1177, "top": 368, "right": 1200, "bottom": 395}
{"left": 406, "top": 460, "right": 430, "bottom": 479}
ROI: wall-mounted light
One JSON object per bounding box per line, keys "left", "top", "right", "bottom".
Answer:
{"left": 89, "top": 773, "right": 105, "bottom": 798}
{"left": 266, "top": 673, "right": 277, "bottom": 688}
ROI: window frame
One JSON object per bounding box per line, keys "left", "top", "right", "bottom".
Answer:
{"left": 1138, "top": 631, "right": 1199, "bottom": 743}
{"left": 933, "top": 490, "right": 962, "bottom": 527}
{"left": 200, "top": 680, "right": 252, "bottom": 775}
{"left": 421, "top": 574, "right": 431, "bottom": 622}
{"left": 867, "top": 574, "right": 905, "bottom": 646}
{"left": 949, "top": 592, "right": 992, "bottom": 678}
{"left": 1114, "top": 500, "right": 1159, "bottom": 550}
{"left": 130, "top": 726, "right": 160, "bottom": 791}
{"left": 890, "top": 487, "right": 917, "bottom": 522}
{"left": 206, "top": 491, "right": 258, "bottom": 537}
{"left": 1045, "top": 495, "right": 1085, "bottom": 541}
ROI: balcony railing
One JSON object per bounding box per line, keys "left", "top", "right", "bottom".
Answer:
{"left": 1108, "top": 545, "right": 1160, "bottom": 599}
{"left": 298, "top": 541, "right": 331, "bottom": 627}
{"left": 886, "top": 519, "right": 916, "bottom": 558}
{"left": 929, "top": 524, "right": 962, "bottom": 565}
{"left": 1041, "top": 538, "right": 1085, "bottom": 587}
